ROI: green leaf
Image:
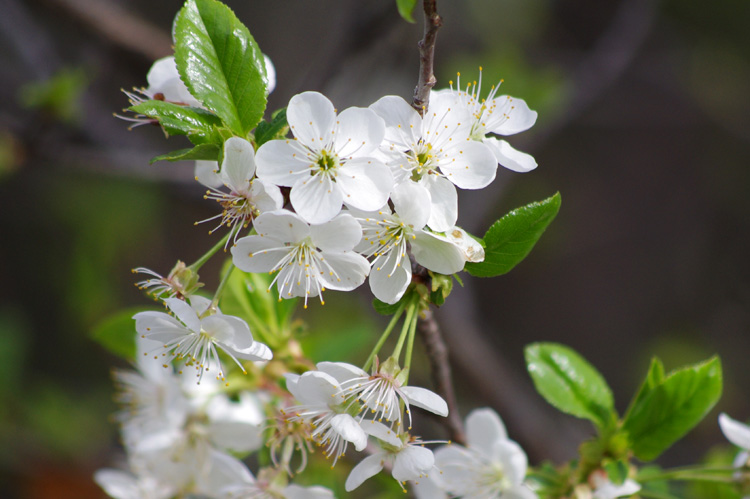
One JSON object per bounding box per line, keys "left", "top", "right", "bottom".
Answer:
{"left": 396, "top": 0, "right": 419, "bottom": 23}
{"left": 623, "top": 357, "right": 665, "bottom": 422}
{"left": 150, "top": 143, "right": 220, "bottom": 164}
{"left": 525, "top": 342, "right": 616, "bottom": 429}
{"left": 465, "top": 192, "right": 561, "bottom": 278}
{"left": 254, "top": 108, "right": 288, "bottom": 147}
{"left": 129, "top": 100, "right": 222, "bottom": 141}
{"left": 623, "top": 356, "right": 722, "bottom": 461}
{"left": 603, "top": 459, "right": 629, "bottom": 486}
{"left": 373, "top": 298, "right": 403, "bottom": 316}
{"left": 90, "top": 308, "right": 143, "bottom": 361}
{"left": 174, "top": 0, "right": 268, "bottom": 136}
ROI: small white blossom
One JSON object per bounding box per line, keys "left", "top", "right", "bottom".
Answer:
{"left": 94, "top": 468, "right": 175, "bottom": 499}
{"left": 590, "top": 470, "right": 641, "bottom": 499}
{"left": 199, "top": 137, "right": 283, "bottom": 243}
{"left": 429, "top": 408, "right": 537, "bottom": 499}
{"left": 370, "top": 93, "right": 497, "bottom": 232}
{"left": 133, "top": 295, "right": 272, "bottom": 382}
{"left": 719, "top": 412, "right": 750, "bottom": 471}
{"left": 231, "top": 210, "right": 370, "bottom": 307}
{"left": 255, "top": 91, "right": 394, "bottom": 224}
{"left": 354, "top": 182, "right": 466, "bottom": 303}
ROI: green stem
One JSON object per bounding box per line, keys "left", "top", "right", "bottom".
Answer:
{"left": 392, "top": 299, "right": 417, "bottom": 362}
{"left": 402, "top": 303, "right": 420, "bottom": 383}
{"left": 638, "top": 465, "right": 738, "bottom": 483}
{"left": 189, "top": 232, "right": 231, "bottom": 272}
{"left": 211, "top": 262, "right": 235, "bottom": 309}
{"left": 363, "top": 300, "right": 408, "bottom": 372}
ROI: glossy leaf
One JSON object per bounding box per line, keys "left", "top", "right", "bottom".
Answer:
{"left": 525, "top": 342, "right": 616, "bottom": 429}
{"left": 254, "top": 108, "right": 288, "bottom": 147}
{"left": 623, "top": 357, "right": 665, "bottom": 422}
{"left": 149, "top": 143, "right": 220, "bottom": 164}
{"left": 90, "top": 308, "right": 144, "bottom": 361}
{"left": 396, "top": 0, "right": 419, "bottom": 23}
{"left": 465, "top": 192, "right": 561, "bottom": 277}
{"left": 174, "top": 0, "right": 267, "bottom": 136}
{"left": 373, "top": 297, "right": 403, "bottom": 316}
{"left": 623, "top": 356, "right": 722, "bottom": 461}
{"left": 129, "top": 100, "right": 222, "bottom": 141}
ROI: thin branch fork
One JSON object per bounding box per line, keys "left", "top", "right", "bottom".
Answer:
{"left": 412, "top": 0, "right": 442, "bottom": 115}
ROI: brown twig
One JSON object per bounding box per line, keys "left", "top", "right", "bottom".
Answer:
{"left": 417, "top": 307, "right": 466, "bottom": 445}
{"left": 412, "top": 0, "right": 442, "bottom": 114}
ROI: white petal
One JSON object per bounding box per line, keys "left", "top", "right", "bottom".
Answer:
{"left": 263, "top": 54, "right": 276, "bottom": 95}
{"left": 164, "top": 297, "right": 201, "bottom": 332}
{"left": 438, "top": 140, "right": 497, "bottom": 189}
{"left": 199, "top": 450, "right": 255, "bottom": 492}
{"left": 231, "top": 340, "right": 272, "bottom": 361}
{"left": 420, "top": 175, "right": 457, "bottom": 232}
{"left": 412, "top": 230, "right": 466, "bottom": 274}
{"left": 363, "top": 421, "right": 403, "bottom": 447}
{"left": 255, "top": 139, "right": 313, "bottom": 187}
{"left": 391, "top": 181, "right": 430, "bottom": 229}
{"left": 483, "top": 136, "right": 538, "bottom": 173}
{"left": 194, "top": 160, "right": 221, "bottom": 188}
{"left": 422, "top": 92, "right": 472, "bottom": 149}
{"left": 221, "top": 137, "right": 255, "bottom": 191}
{"left": 189, "top": 295, "right": 213, "bottom": 316}
{"left": 393, "top": 446, "right": 434, "bottom": 482}
{"left": 310, "top": 213, "right": 362, "bottom": 252}
{"left": 287, "top": 91, "right": 336, "bottom": 150}
{"left": 466, "top": 407, "right": 508, "bottom": 451}
{"left": 289, "top": 370, "right": 341, "bottom": 405}
{"left": 209, "top": 421, "right": 262, "bottom": 453}
{"left": 94, "top": 469, "right": 139, "bottom": 499}
{"left": 290, "top": 174, "right": 343, "bottom": 224}
{"left": 253, "top": 210, "right": 310, "bottom": 242}
{"left": 446, "top": 226, "right": 485, "bottom": 263}
{"left": 330, "top": 413, "right": 368, "bottom": 451}
{"left": 345, "top": 453, "right": 385, "bottom": 491}
{"left": 231, "top": 236, "right": 289, "bottom": 273}
{"left": 369, "top": 95, "right": 421, "bottom": 149}
{"left": 593, "top": 478, "right": 641, "bottom": 499}
{"left": 401, "top": 386, "right": 448, "bottom": 417}
{"left": 133, "top": 311, "right": 182, "bottom": 337}
{"left": 248, "top": 179, "right": 284, "bottom": 212}
{"left": 412, "top": 476, "right": 449, "bottom": 499}
{"left": 720, "top": 413, "right": 750, "bottom": 450}
{"left": 334, "top": 107, "right": 385, "bottom": 157}
{"left": 502, "top": 486, "right": 540, "bottom": 499}
{"left": 494, "top": 439, "right": 528, "bottom": 486}
{"left": 317, "top": 252, "right": 370, "bottom": 291}
{"left": 337, "top": 158, "right": 394, "bottom": 212}
{"left": 284, "top": 485, "right": 335, "bottom": 499}
{"left": 316, "top": 361, "right": 368, "bottom": 383}
{"left": 146, "top": 56, "right": 179, "bottom": 92}
{"left": 486, "top": 95, "right": 537, "bottom": 135}
{"left": 369, "top": 255, "right": 411, "bottom": 304}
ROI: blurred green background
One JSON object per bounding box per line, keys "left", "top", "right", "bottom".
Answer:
{"left": 1, "top": 0, "right": 749, "bottom": 497}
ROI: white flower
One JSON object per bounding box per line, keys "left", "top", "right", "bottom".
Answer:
{"left": 199, "top": 137, "right": 283, "bottom": 243}
{"left": 437, "top": 69, "right": 538, "bottom": 173}
{"left": 255, "top": 91, "right": 394, "bottom": 224}
{"left": 445, "top": 226, "right": 485, "bottom": 263}
{"left": 590, "top": 470, "right": 641, "bottom": 499}
{"left": 133, "top": 295, "right": 272, "bottom": 383}
{"left": 145, "top": 56, "right": 203, "bottom": 107}
{"left": 284, "top": 369, "right": 367, "bottom": 465}
{"left": 231, "top": 210, "right": 370, "bottom": 307}
{"left": 431, "top": 408, "right": 537, "bottom": 499}
{"left": 354, "top": 182, "right": 467, "bottom": 303}
{"left": 370, "top": 93, "right": 497, "bottom": 232}
{"left": 719, "top": 412, "right": 750, "bottom": 471}
{"left": 318, "top": 360, "right": 448, "bottom": 429}
{"left": 345, "top": 423, "right": 436, "bottom": 492}
{"left": 194, "top": 160, "right": 222, "bottom": 188}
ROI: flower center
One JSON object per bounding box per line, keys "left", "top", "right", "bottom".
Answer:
{"left": 316, "top": 149, "right": 339, "bottom": 172}
{"left": 407, "top": 142, "right": 436, "bottom": 181}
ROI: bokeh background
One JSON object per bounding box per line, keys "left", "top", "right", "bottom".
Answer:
{"left": 1, "top": 0, "right": 749, "bottom": 497}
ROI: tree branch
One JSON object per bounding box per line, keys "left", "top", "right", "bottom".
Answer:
{"left": 417, "top": 307, "right": 466, "bottom": 445}
{"left": 412, "top": 0, "right": 442, "bottom": 114}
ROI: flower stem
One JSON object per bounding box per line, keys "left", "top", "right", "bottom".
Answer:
{"left": 364, "top": 300, "right": 408, "bottom": 372}
{"left": 638, "top": 465, "right": 738, "bottom": 483}
{"left": 392, "top": 297, "right": 418, "bottom": 362}
{"left": 189, "top": 232, "right": 231, "bottom": 273}
{"left": 211, "top": 261, "right": 235, "bottom": 310}
{"left": 402, "top": 303, "right": 420, "bottom": 383}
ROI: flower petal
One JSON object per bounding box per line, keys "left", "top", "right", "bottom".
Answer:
{"left": 231, "top": 235, "right": 290, "bottom": 273}
{"left": 334, "top": 107, "right": 385, "bottom": 157}
{"left": 317, "top": 252, "right": 370, "bottom": 291}
{"left": 221, "top": 137, "right": 255, "bottom": 191}
{"left": 391, "top": 181, "right": 430, "bottom": 229}
{"left": 330, "top": 413, "right": 368, "bottom": 451}
{"left": 93, "top": 469, "right": 139, "bottom": 499}
{"left": 248, "top": 179, "right": 284, "bottom": 212}
{"left": 369, "top": 253, "right": 411, "bottom": 304}
{"left": 209, "top": 420, "right": 263, "bottom": 453}
{"left": 194, "top": 160, "right": 221, "bottom": 188}
{"left": 287, "top": 91, "right": 336, "bottom": 150}
{"left": 363, "top": 420, "right": 403, "bottom": 447}
{"left": 393, "top": 446, "right": 434, "bottom": 482}
{"left": 420, "top": 175, "right": 457, "bottom": 232}
{"left": 163, "top": 298, "right": 201, "bottom": 333}
{"left": 401, "top": 386, "right": 448, "bottom": 417}
{"left": 369, "top": 95, "right": 421, "bottom": 150}
{"left": 255, "top": 139, "right": 313, "bottom": 187}
{"left": 494, "top": 439, "right": 528, "bottom": 486}
{"left": 483, "top": 136, "right": 538, "bottom": 173}
{"left": 290, "top": 370, "right": 341, "bottom": 405}
{"left": 254, "top": 210, "right": 310, "bottom": 242}
{"left": 720, "top": 413, "right": 750, "bottom": 450}
{"left": 438, "top": 140, "right": 497, "bottom": 189}
{"left": 337, "top": 158, "right": 394, "bottom": 212}
{"left": 316, "top": 361, "right": 368, "bottom": 383}
{"left": 310, "top": 213, "right": 362, "bottom": 252}
{"left": 284, "top": 484, "right": 335, "bottom": 499}
{"left": 345, "top": 453, "right": 385, "bottom": 491}
{"left": 486, "top": 95, "right": 537, "bottom": 135}
{"left": 466, "top": 407, "right": 508, "bottom": 451}
{"left": 290, "top": 173, "right": 343, "bottom": 224}
{"left": 411, "top": 230, "right": 465, "bottom": 275}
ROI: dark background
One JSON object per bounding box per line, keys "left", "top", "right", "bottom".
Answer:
{"left": 1, "top": 0, "right": 749, "bottom": 497}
